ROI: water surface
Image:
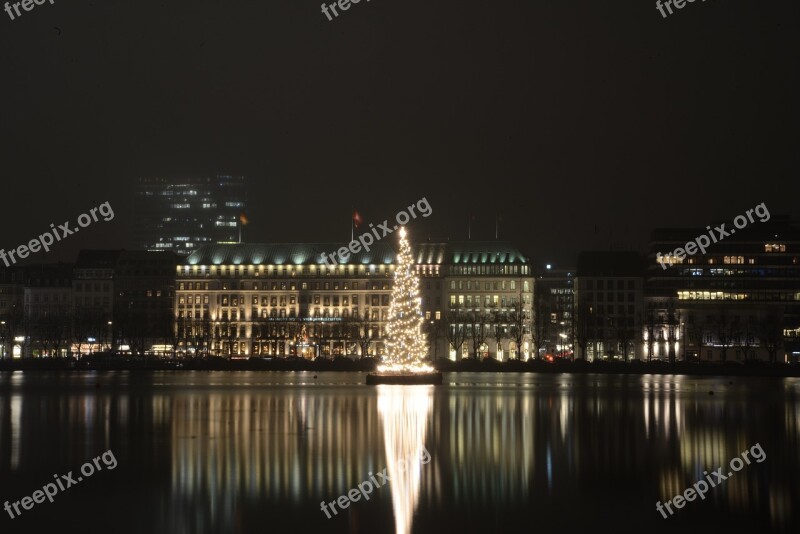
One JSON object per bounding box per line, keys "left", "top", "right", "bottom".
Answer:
{"left": 0, "top": 371, "right": 796, "bottom": 533}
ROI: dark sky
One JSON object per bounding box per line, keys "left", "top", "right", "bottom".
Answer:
{"left": 1, "top": 0, "right": 797, "bottom": 268}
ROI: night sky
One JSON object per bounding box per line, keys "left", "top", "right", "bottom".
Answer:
{"left": 1, "top": 0, "right": 797, "bottom": 268}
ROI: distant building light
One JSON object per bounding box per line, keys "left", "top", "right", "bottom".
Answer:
{"left": 546, "top": 264, "right": 552, "bottom": 270}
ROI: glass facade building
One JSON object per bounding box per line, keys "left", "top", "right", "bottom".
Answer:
{"left": 135, "top": 175, "right": 246, "bottom": 255}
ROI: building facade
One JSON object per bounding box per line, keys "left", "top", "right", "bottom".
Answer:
{"left": 646, "top": 217, "right": 800, "bottom": 362}
{"left": 574, "top": 251, "right": 645, "bottom": 361}
{"left": 533, "top": 264, "right": 574, "bottom": 360}
{"left": 72, "top": 250, "right": 121, "bottom": 354}
{"left": 175, "top": 241, "right": 534, "bottom": 361}
{"left": 135, "top": 174, "right": 246, "bottom": 255}
{"left": 22, "top": 263, "right": 73, "bottom": 357}
{"left": 113, "top": 250, "right": 179, "bottom": 355}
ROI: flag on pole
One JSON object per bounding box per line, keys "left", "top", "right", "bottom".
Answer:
{"left": 239, "top": 212, "right": 249, "bottom": 225}
{"left": 352, "top": 209, "right": 363, "bottom": 229}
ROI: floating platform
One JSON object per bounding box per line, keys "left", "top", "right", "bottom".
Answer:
{"left": 365, "top": 371, "right": 443, "bottom": 386}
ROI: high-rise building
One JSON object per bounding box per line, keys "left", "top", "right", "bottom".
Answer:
{"left": 134, "top": 175, "right": 246, "bottom": 255}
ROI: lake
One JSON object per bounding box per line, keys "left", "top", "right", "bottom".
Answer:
{"left": 0, "top": 372, "right": 797, "bottom": 533}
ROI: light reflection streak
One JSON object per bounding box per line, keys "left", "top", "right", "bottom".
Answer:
{"left": 377, "top": 385, "right": 432, "bottom": 534}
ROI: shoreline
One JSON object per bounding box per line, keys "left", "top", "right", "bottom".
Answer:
{"left": 0, "top": 357, "right": 798, "bottom": 377}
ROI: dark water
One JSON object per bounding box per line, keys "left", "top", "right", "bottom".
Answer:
{"left": 0, "top": 371, "right": 797, "bottom": 534}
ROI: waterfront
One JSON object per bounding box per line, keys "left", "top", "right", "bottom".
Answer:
{"left": 0, "top": 372, "right": 797, "bottom": 533}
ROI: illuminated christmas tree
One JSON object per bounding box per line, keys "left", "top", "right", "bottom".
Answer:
{"left": 383, "top": 227, "right": 429, "bottom": 371}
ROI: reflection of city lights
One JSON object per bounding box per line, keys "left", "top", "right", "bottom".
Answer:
{"left": 378, "top": 386, "right": 432, "bottom": 534}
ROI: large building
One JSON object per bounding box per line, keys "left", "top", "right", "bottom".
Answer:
{"left": 533, "top": 264, "right": 574, "bottom": 359}
{"left": 175, "top": 241, "right": 534, "bottom": 360}
{"left": 574, "top": 251, "right": 645, "bottom": 361}
{"left": 113, "top": 250, "right": 179, "bottom": 355}
{"left": 135, "top": 175, "right": 247, "bottom": 255}
{"left": 646, "top": 217, "right": 800, "bottom": 363}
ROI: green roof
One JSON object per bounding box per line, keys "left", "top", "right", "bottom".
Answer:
{"left": 184, "top": 241, "right": 529, "bottom": 266}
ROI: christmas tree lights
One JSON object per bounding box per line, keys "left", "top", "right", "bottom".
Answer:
{"left": 380, "top": 226, "right": 432, "bottom": 373}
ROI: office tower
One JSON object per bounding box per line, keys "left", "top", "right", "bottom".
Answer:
{"left": 134, "top": 175, "right": 246, "bottom": 255}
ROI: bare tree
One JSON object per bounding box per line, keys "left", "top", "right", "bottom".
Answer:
{"left": 424, "top": 318, "right": 443, "bottom": 362}
{"left": 468, "top": 312, "right": 490, "bottom": 360}
{"left": 686, "top": 314, "right": 707, "bottom": 362}
{"left": 615, "top": 312, "right": 634, "bottom": 363}
{"left": 490, "top": 311, "right": 506, "bottom": 360}
{"left": 353, "top": 311, "right": 377, "bottom": 358}
{"left": 529, "top": 290, "right": 547, "bottom": 361}
{"left": 444, "top": 311, "right": 468, "bottom": 361}
{"left": 573, "top": 303, "right": 590, "bottom": 361}
{"left": 507, "top": 302, "right": 527, "bottom": 360}
{"left": 712, "top": 308, "right": 736, "bottom": 363}
{"left": 642, "top": 309, "right": 657, "bottom": 362}
{"left": 738, "top": 316, "right": 756, "bottom": 362}
{"left": 758, "top": 313, "right": 782, "bottom": 364}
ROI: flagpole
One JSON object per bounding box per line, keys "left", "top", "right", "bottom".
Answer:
{"left": 351, "top": 207, "right": 354, "bottom": 241}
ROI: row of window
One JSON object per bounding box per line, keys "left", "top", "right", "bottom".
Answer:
{"left": 448, "top": 280, "right": 528, "bottom": 291}
{"left": 450, "top": 295, "right": 522, "bottom": 307}
{"left": 177, "top": 307, "right": 385, "bottom": 320}
{"left": 177, "top": 294, "right": 392, "bottom": 307}
{"left": 75, "top": 282, "right": 111, "bottom": 292}
{"left": 584, "top": 280, "right": 636, "bottom": 290}
{"left": 177, "top": 280, "right": 391, "bottom": 291}
{"left": 582, "top": 292, "right": 636, "bottom": 303}
{"left": 449, "top": 265, "right": 529, "bottom": 275}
